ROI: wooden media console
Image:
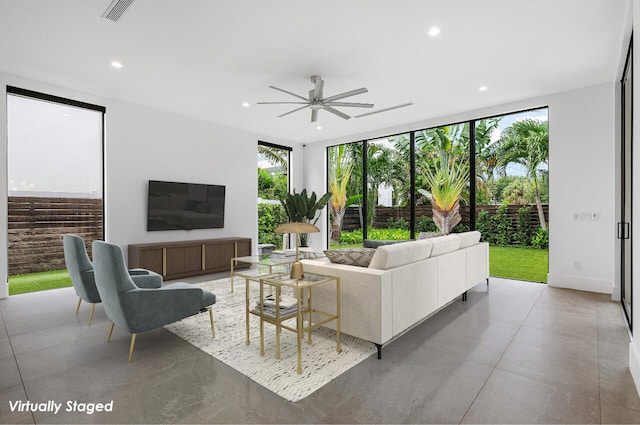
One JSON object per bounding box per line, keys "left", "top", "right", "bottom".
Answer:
{"left": 128, "top": 237, "right": 251, "bottom": 280}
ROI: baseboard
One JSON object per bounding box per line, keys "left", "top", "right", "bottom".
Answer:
{"left": 0, "top": 282, "right": 7, "bottom": 299}
{"left": 547, "top": 273, "right": 612, "bottom": 294}
{"left": 629, "top": 341, "right": 640, "bottom": 397}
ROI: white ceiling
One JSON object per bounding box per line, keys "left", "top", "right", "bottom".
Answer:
{"left": 0, "top": 0, "right": 629, "bottom": 143}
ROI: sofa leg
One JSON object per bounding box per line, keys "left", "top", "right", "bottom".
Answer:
{"left": 487, "top": 278, "right": 490, "bottom": 286}
{"left": 462, "top": 291, "right": 468, "bottom": 302}
{"left": 375, "top": 343, "right": 382, "bottom": 359}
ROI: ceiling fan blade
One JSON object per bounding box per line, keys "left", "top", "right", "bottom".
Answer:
{"left": 325, "top": 101, "right": 374, "bottom": 108}
{"left": 323, "top": 87, "right": 368, "bottom": 103}
{"left": 354, "top": 102, "right": 414, "bottom": 118}
{"left": 269, "top": 85, "right": 309, "bottom": 101}
{"left": 322, "top": 105, "right": 351, "bottom": 120}
{"left": 311, "top": 109, "right": 318, "bottom": 122}
{"left": 256, "top": 101, "right": 309, "bottom": 105}
{"left": 278, "top": 104, "right": 310, "bottom": 118}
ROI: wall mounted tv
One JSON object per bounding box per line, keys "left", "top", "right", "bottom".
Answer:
{"left": 147, "top": 180, "right": 225, "bottom": 231}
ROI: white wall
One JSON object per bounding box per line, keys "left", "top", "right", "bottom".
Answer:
{"left": 304, "top": 83, "right": 617, "bottom": 295}
{"left": 0, "top": 72, "right": 301, "bottom": 298}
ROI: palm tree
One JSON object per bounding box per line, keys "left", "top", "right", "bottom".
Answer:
{"left": 328, "top": 144, "right": 361, "bottom": 242}
{"left": 472, "top": 118, "right": 502, "bottom": 204}
{"left": 418, "top": 152, "right": 469, "bottom": 234}
{"left": 258, "top": 144, "right": 288, "bottom": 169}
{"left": 364, "top": 142, "right": 395, "bottom": 226}
{"left": 493, "top": 118, "right": 549, "bottom": 230}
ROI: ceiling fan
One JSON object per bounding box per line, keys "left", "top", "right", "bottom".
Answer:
{"left": 258, "top": 75, "right": 374, "bottom": 122}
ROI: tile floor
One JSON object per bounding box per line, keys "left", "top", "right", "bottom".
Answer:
{"left": 0, "top": 276, "right": 638, "bottom": 424}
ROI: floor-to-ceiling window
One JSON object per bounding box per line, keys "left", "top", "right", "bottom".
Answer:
{"left": 366, "top": 134, "right": 411, "bottom": 242}
{"left": 257, "top": 141, "right": 290, "bottom": 251}
{"left": 414, "top": 123, "right": 471, "bottom": 237}
{"left": 6, "top": 87, "right": 104, "bottom": 295}
{"left": 327, "top": 107, "right": 549, "bottom": 284}
{"left": 328, "top": 142, "right": 364, "bottom": 248}
{"left": 475, "top": 108, "right": 549, "bottom": 283}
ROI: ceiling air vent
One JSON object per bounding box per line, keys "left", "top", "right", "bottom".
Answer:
{"left": 101, "top": 0, "right": 136, "bottom": 22}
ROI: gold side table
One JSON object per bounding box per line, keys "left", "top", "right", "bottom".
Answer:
{"left": 253, "top": 272, "right": 341, "bottom": 374}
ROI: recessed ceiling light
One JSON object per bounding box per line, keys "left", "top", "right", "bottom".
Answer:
{"left": 428, "top": 27, "right": 440, "bottom": 37}
{"left": 111, "top": 61, "right": 123, "bottom": 69}
{"left": 316, "top": 126, "right": 322, "bottom": 130}
{"left": 478, "top": 86, "right": 488, "bottom": 92}
{"left": 242, "top": 102, "right": 250, "bottom": 108}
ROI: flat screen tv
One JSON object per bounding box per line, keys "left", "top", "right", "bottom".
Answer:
{"left": 147, "top": 180, "right": 225, "bottom": 231}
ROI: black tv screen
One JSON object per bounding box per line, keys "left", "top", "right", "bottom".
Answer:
{"left": 147, "top": 180, "right": 225, "bottom": 231}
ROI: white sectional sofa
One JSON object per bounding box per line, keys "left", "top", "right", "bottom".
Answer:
{"left": 301, "top": 231, "right": 489, "bottom": 358}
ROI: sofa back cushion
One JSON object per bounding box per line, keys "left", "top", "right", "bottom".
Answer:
{"left": 429, "top": 234, "right": 462, "bottom": 257}
{"left": 457, "top": 230, "right": 482, "bottom": 248}
{"left": 368, "top": 240, "right": 433, "bottom": 270}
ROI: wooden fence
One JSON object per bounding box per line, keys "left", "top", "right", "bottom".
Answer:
{"left": 8, "top": 197, "right": 103, "bottom": 275}
{"left": 343, "top": 204, "right": 549, "bottom": 231}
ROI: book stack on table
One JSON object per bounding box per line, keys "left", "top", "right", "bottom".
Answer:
{"left": 255, "top": 294, "right": 299, "bottom": 318}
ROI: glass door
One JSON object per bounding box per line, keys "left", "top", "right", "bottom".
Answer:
{"left": 620, "top": 38, "right": 633, "bottom": 330}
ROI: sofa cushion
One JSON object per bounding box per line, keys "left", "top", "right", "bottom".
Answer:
{"left": 429, "top": 234, "right": 462, "bottom": 257}
{"left": 368, "top": 240, "right": 433, "bottom": 270}
{"left": 456, "top": 230, "right": 481, "bottom": 248}
{"left": 324, "top": 248, "right": 377, "bottom": 267}
{"left": 363, "top": 239, "right": 410, "bottom": 248}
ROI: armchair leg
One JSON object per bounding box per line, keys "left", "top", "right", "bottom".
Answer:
{"left": 88, "top": 303, "right": 96, "bottom": 326}
{"left": 208, "top": 308, "right": 215, "bottom": 338}
{"left": 107, "top": 322, "right": 115, "bottom": 342}
{"left": 75, "top": 297, "right": 82, "bottom": 315}
{"left": 128, "top": 334, "right": 137, "bottom": 363}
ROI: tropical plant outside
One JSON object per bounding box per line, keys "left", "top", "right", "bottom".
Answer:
{"left": 328, "top": 144, "right": 362, "bottom": 242}
{"left": 491, "top": 118, "right": 549, "bottom": 230}
{"left": 258, "top": 203, "right": 288, "bottom": 249}
{"left": 417, "top": 153, "right": 469, "bottom": 234}
{"left": 258, "top": 144, "right": 289, "bottom": 249}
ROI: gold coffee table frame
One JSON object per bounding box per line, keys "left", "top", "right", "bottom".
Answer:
{"left": 252, "top": 272, "right": 341, "bottom": 374}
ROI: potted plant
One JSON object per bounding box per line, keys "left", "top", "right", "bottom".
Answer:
{"left": 279, "top": 189, "right": 332, "bottom": 246}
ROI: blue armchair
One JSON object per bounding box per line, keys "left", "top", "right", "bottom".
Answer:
{"left": 63, "top": 234, "right": 163, "bottom": 325}
{"left": 92, "top": 240, "right": 216, "bottom": 362}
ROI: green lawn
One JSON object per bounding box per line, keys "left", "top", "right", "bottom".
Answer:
{"left": 490, "top": 246, "right": 548, "bottom": 283}
{"left": 8, "top": 269, "right": 72, "bottom": 295}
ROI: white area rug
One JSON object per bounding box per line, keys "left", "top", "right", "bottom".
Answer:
{"left": 165, "top": 278, "right": 376, "bottom": 402}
